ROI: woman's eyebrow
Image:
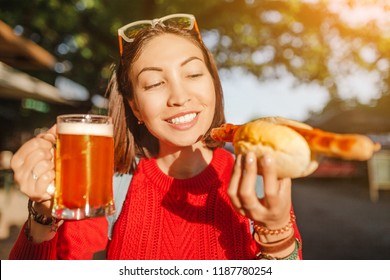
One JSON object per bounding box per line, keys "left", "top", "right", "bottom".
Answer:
{"left": 137, "top": 67, "right": 162, "bottom": 78}
{"left": 181, "top": 56, "right": 202, "bottom": 66}
{"left": 137, "top": 57, "right": 203, "bottom": 78}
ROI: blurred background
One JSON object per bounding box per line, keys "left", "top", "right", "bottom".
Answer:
{"left": 1, "top": 0, "right": 390, "bottom": 259}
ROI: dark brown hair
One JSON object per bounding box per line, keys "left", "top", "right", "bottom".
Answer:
{"left": 107, "top": 24, "right": 226, "bottom": 174}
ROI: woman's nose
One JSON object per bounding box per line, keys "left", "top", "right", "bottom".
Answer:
{"left": 167, "top": 80, "right": 191, "bottom": 107}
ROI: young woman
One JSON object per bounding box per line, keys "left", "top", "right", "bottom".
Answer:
{"left": 9, "top": 14, "right": 301, "bottom": 260}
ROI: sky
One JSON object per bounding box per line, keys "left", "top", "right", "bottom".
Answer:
{"left": 220, "top": 68, "right": 330, "bottom": 124}
{"left": 219, "top": 66, "right": 381, "bottom": 125}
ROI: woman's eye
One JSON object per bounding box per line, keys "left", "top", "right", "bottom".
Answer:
{"left": 144, "top": 81, "right": 163, "bottom": 90}
{"left": 188, "top": 73, "right": 203, "bottom": 78}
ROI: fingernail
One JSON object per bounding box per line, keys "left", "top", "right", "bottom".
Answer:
{"left": 261, "top": 154, "right": 272, "bottom": 166}
{"left": 46, "top": 183, "right": 55, "bottom": 195}
{"left": 246, "top": 152, "right": 255, "bottom": 164}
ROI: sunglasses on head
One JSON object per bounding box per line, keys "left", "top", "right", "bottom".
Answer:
{"left": 117, "top": 13, "right": 201, "bottom": 56}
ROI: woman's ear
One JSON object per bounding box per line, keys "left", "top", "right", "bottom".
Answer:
{"left": 128, "top": 99, "right": 142, "bottom": 123}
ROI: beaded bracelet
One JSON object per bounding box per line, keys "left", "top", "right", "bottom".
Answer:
{"left": 25, "top": 199, "right": 61, "bottom": 241}
{"left": 255, "top": 238, "right": 301, "bottom": 260}
{"left": 253, "top": 214, "right": 296, "bottom": 236}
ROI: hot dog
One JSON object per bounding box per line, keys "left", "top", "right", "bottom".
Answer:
{"left": 210, "top": 116, "right": 381, "bottom": 178}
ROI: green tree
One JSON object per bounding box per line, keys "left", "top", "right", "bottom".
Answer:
{"left": 1, "top": 0, "right": 390, "bottom": 104}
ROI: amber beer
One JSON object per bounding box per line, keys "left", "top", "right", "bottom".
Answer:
{"left": 53, "top": 114, "right": 115, "bottom": 220}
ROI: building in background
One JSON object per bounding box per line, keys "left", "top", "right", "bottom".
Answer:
{"left": 0, "top": 20, "right": 87, "bottom": 152}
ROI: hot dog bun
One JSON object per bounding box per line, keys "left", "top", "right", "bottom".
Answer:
{"left": 256, "top": 116, "right": 313, "bottom": 130}
{"left": 233, "top": 119, "right": 318, "bottom": 179}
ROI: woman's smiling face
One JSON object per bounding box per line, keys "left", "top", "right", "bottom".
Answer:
{"left": 129, "top": 33, "right": 216, "bottom": 150}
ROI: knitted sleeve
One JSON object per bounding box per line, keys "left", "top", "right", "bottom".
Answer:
{"left": 9, "top": 217, "right": 108, "bottom": 260}
{"left": 8, "top": 222, "right": 59, "bottom": 260}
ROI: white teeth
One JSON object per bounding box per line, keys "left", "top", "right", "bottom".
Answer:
{"left": 168, "top": 113, "right": 197, "bottom": 124}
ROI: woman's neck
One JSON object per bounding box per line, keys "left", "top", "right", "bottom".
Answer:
{"left": 156, "top": 144, "right": 213, "bottom": 179}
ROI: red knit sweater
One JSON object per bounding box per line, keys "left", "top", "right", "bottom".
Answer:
{"left": 107, "top": 148, "right": 258, "bottom": 259}
{"left": 9, "top": 148, "right": 301, "bottom": 260}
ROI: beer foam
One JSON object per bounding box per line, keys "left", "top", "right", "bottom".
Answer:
{"left": 57, "top": 122, "right": 113, "bottom": 137}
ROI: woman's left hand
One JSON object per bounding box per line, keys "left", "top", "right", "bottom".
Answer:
{"left": 228, "top": 152, "right": 292, "bottom": 230}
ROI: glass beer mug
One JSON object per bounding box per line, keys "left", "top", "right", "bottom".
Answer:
{"left": 52, "top": 114, "right": 115, "bottom": 220}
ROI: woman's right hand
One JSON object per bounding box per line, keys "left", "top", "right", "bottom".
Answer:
{"left": 11, "top": 125, "right": 57, "bottom": 202}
